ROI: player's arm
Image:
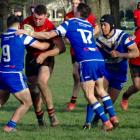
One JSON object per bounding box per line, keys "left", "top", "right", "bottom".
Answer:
{"left": 36, "top": 36, "right": 66, "bottom": 64}
{"left": 111, "top": 43, "right": 139, "bottom": 58}
{"left": 31, "top": 40, "right": 50, "bottom": 50}
{"left": 20, "top": 34, "right": 50, "bottom": 50}
{"left": 31, "top": 30, "right": 58, "bottom": 40}
{"left": 16, "top": 29, "right": 58, "bottom": 40}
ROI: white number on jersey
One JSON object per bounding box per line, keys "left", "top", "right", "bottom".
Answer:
{"left": 2, "top": 45, "right": 10, "bottom": 62}
{"left": 77, "top": 29, "right": 92, "bottom": 44}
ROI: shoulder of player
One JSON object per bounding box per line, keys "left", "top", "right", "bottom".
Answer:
{"left": 22, "top": 16, "right": 32, "bottom": 24}
{"left": 64, "top": 11, "right": 74, "bottom": 20}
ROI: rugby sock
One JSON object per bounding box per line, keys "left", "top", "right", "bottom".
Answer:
{"left": 102, "top": 95, "right": 116, "bottom": 117}
{"left": 35, "top": 110, "right": 44, "bottom": 122}
{"left": 47, "top": 108, "right": 55, "bottom": 117}
{"left": 93, "top": 102, "right": 108, "bottom": 123}
{"left": 70, "top": 96, "right": 77, "bottom": 104}
{"left": 85, "top": 104, "right": 94, "bottom": 124}
{"left": 7, "top": 120, "right": 16, "bottom": 128}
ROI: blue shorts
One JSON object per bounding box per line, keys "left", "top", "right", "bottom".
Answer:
{"left": 79, "top": 60, "right": 107, "bottom": 82}
{"left": 105, "top": 71, "right": 127, "bottom": 90}
{"left": 0, "top": 71, "right": 28, "bottom": 94}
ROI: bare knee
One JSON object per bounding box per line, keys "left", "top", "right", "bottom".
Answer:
{"left": 73, "top": 73, "right": 80, "bottom": 85}
{"left": 134, "top": 84, "right": 140, "bottom": 91}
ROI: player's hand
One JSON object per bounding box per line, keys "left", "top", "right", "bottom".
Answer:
{"left": 110, "top": 50, "right": 121, "bottom": 58}
{"left": 36, "top": 53, "right": 47, "bottom": 64}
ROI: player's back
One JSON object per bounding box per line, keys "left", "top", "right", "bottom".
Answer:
{"left": 64, "top": 18, "right": 102, "bottom": 62}
{"left": 0, "top": 28, "right": 25, "bottom": 71}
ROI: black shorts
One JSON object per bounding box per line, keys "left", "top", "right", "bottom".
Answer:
{"left": 25, "top": 54, "right": 54, "bottom": 77}
{"left": 129, "top": 64, "right": 140, "bottom": 77}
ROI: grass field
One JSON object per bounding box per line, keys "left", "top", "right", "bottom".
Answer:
{"left": 0, "top": 47, "right": 140, "bottom": 140}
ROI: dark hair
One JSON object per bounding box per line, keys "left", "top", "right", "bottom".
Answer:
{"left": 100, "top": 14, "right": 115, "bottom": 30}
{"left": 137, "top": 2, "right": 140, "bottom": 9}
{"left": 34, "top": 4, "right": 47, "bottom": 15}
{"left": 77, "top": 3, "right": 91, "bottom": 19}
{"left": 7, "top": 15, "right": 21, "bottom": 27}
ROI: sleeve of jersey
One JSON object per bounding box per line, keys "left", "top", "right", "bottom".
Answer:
{"left": 123, "top": 33, "right": 135, "bottom": 48}
{"left": 55, "top": 21, "right": 69, "bottom": 37}
{"left": 19, "top": 34, "right": 37, "bottom": 46}
{"left": 96, "top": 38, "right": 102, "bottom": 48}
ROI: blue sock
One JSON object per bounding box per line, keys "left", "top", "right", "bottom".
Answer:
{"left": 102, "top": 95, "right": 116, "bottom": 117}
{"left": 7, "top": 120, "right": 16, "bottom": 128}
{"left": 85, "top": 104, "right": 94, "bottom": 124}
{"left": 93, "top": 102, "right": 108, "bottom": 123}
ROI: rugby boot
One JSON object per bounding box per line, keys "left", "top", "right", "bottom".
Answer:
{"left": 120, "top": 99, "right": 128, "bottom": 111}
{"left": 65, "top": 102, "right": 76, "bottom": 111}
{"left": 110, "top": 116, "right": 119, "bottom": 128}
{"left": 49, "top": 115, "right": 59, "bottom": 127}
{"left": 103, "top": 120, "right": 113, "bottom": 131}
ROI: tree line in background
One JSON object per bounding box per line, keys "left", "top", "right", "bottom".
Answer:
{"left": 0, "top": 0, "right": 136, "bottom": 32}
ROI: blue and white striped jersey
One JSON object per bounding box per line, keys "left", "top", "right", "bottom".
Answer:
{"left": 96, "top": 29, "right": 135, "bottom": 73}
{"left": 55, "top": 18, "right": 104, "bottom": 62}
{"left": 0, "top": 28, "right": 36, "bottom": 71}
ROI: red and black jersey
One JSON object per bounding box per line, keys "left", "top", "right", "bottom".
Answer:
{"left": 133, "top": 9, "right": 140, "bottom": 27}
{"left": 21, "top": 16, "right": 55, "bottom": 58}
{"left": 129, "top": 28, "right": 140, "bottom": 66}
{"left": 64, "top": 10, "right": 96, "bottom": 27}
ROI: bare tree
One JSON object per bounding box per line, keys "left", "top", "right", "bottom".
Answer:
{"left": 109, "top": 0, "right": 120, "bottom": 27}
{"left": 85, "top": 0, "right": 110, "bottom": 23}
{"left": 0, "top": 1, "right": 9, "bottom": 32}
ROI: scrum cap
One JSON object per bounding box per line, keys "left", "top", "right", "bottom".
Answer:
{"left": 100, "top": 14, "right": 115, "bottom": 31}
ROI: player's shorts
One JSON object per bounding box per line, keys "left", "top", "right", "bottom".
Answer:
{"left": 0, "top": 71, "right": 28, "bottom": 94}
{"left": 129, "top": 64, "right": 140, "bottom": 77}
{"left": 105, "top": 70, "right": 127, "bottom": 90}
{"left": 79, "top": 60, "right": 107, "bottom": 82}
{"left": 25, "top": 54, "right": 54, "bottom": 77}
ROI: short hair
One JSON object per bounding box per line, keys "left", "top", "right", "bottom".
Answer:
{"left": 77, "top": 3, "right": 91, "bottom": 19}
{"left": 137, "top": 2, "right": 140, "bottom": 9}
{"left": 7, "top": 15, "right": 21, "bottom": 28}
{"left": 34, "top": 4, "right": 47, "bottom": 15}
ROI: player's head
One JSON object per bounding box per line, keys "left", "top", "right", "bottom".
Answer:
{"left": 7, "top": 15, "right": 21, "bottom": 28}
{"left": 33, "top": 4, "right": 47, "bottom": 26}
{"left": 100, "top": 14, "right": 115, "bottom": 36}
{"left": 71, "top": 0, "right": 83, "bottom": 13}
{"left": 30, "top": 5, "right": 35, "bottom": 15}
{"left": 137, "top": 2, "right": 140, "bottom": 9}
{"left": 76, "top": 3, "right": 91, "bottom": 19}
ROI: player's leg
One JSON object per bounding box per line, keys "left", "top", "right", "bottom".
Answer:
{"left": 121, "top": 64, "right": 140, "bottom": 111}
{"left": 81, "top": 80, "right": 113, "bottom": 131}
{"left": 0, "top": 90, "right": 10, "bottom": 107}
{"left": 95, "top": 77, "right": 119, "bottom": 127}
{"left": 0, "top": 74, "right": 10, "bottom": 107}
{"left": 66, "top": 57, "right": 81, "bottom": 111}
{"left": 25, "top": 55, "right": 44, "bottom": 127}
{"left": 3, "top": 72, "right": 32, "bottom": 132}
{"left": 28, "top": 76, "right": 44, "bottom": 126}
{"left": 4, "top": 88, "right": 32, "bottom": 132}
{"left": 38, "top": 65, "right": 59, "bottom": 126}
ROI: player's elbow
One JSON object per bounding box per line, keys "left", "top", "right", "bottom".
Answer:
{"left": 135, "top": 50, "right": 140, "bottom": 57}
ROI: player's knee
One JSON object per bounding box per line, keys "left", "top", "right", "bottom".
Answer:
{"left": 38, "top": 79, "right": 48, "bottom": 88}
{"left": 134, "top": 84, "right": 140, "bottom": 90}
{"left": 73, "top": 73, "right": 80, "bottom": 83}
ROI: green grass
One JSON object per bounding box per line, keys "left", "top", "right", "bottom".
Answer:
{"left": 1, "top": 47, "right": 140, "bottom": 140}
